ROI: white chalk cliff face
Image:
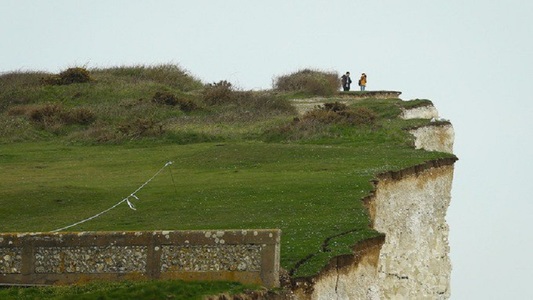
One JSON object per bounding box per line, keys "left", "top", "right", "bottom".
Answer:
{"left": 373, "top": 163, "right": 454, "bottom": 299}
{"left": 292, "top": 103, "right": 456, "bottom": 300}
{"left": 409, "top": 124, "right": 454, "bottom": 154}
{"left": 400, "top": 105, "right": 439, "bottom": 120}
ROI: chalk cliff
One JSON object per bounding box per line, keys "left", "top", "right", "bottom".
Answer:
{"left": 289, "top": 102, "right": 457, "bottom": 300}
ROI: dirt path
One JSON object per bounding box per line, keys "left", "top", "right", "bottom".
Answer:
{"left": 290, "top": 91, "right": 402, "bottom": 114}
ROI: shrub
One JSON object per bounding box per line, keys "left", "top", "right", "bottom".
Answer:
{"left": 22, "top": 103, "right": 96, "bottom": 130}
{"left": 152, "top": 92, "right": 179, "bottom": 106}
{"left": 302, "top": 103, "right": 377, "bottom": 126}
{"left": 152, "top": 92, "right": 199, "bottom": 112}
{"left": 202, "top": 80, "right": 234, "bottom": 105}
{"left": 264, "top": 116, "right": 334, "bottom": 142}
{"left": 40, "top": 75, "right": 62, "bottom": 85}
{"left": 265, "top": 104, "right": 378, "bottom": 142}
{"left": 176, "top": 98, "right": 199, "bottom": 112}
{"left": 323, "top": 102, "right": 348, "bottom": 112}
{"left": 69, "top": 120, "right": 120, "bottom": 143}
{"left": 349, "top": 107, "right": 377, "bottom": 125}
{"left": 302, "top": 109, "right": 343, "bottom": 124}
{"left": 41, "top": 67, "right": 93, "bottom": 85}
{"left": 28, "top": 103, "right": 64, "bottom": 126}
{"left": 58, "top": 67, "right": 93, "bottom": 84}
{"left": 118, "top": 118, "right": 162, "bottom": 138}
{"left": 273, "top": 69, "right": 340, "bottom": 96}
{"left": 6, "top": 105, "right": 30, "bottom": 116}
{"left": 63, "top": 107, "right": 96, "bottom": 125}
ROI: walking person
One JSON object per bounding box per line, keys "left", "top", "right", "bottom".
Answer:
{"left": 359, "top": 73, "right": 367, "bottom": 91}
{"left": 341, "top": 72, "right": 352, "bottom": 91}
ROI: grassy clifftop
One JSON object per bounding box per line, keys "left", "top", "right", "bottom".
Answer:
{"left": 0, "top": 65, "right": 453, "bottom": 287}
{"left": 0, "top": 65, "right": 296, "bottom": 144}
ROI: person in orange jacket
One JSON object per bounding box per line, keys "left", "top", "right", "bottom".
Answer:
{"left": 358, "top": 73, "right": 367, "bottom": 91}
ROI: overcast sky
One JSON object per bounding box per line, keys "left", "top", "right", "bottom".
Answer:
{"left": 2, "top": 1, "right": 532, "bottom": 299}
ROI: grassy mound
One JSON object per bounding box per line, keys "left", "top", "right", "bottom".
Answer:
{"left": 273, "top": 69, "right": 340, "bottom": 96}
{"left": 0, "top": 65, "right": 296, "bottom": 144}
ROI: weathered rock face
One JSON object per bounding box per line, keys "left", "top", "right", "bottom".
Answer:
{"left": 410, "top": 124, "right": 454, "bottom": 154}
{"left": 289, "top": 103, "right": 456, "bottom": 299}
{"left": 373, "top": 163, "right": 454, "bottom": 299}
{"left": 400, "top": 105, "right": 439, "bottom": 120}
{"left": 292, "top": 237, "right": 384, "bottom": 300}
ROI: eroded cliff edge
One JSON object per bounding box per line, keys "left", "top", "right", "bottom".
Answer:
{"left": 289, "top": 102, "right": 457, "bottom": 300}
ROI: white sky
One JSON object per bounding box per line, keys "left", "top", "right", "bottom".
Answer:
{"left": 2, "top": 1, "right": 532, "bottom": 299}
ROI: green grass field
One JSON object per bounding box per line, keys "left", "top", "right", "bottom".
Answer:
{"left": 0, "top": 280, "right": 258, "bottom": 300}
{"left": 0, "top": 65, "right": 453, "bottom": 297}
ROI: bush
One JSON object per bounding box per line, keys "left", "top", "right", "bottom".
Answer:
{"left": 323, "top": 102, "right": 348, "bottom": 112}
{"left": 264, "top": 103, "right": 378, "bottom": 142}
{"left": 41, "top": 67, "right": 93, "bottom": 85}
{"left": 176, "top": 98, "right": 199, "bottom": 112}
{"left": 302, "top": 109, "right": 343, "bottom": 124}
{"left": 6, "top": 105, "right": 30, "bottom": 116}
{"left": 202, "top": 80, "right": 234, "bottom": 105}
{"left": 152, "top": 92, "right": 199, "bottom": 112}
{"left": 20, "top": 103, "right": 96, "bottom": 130}
{"left": 28, "top": 103, "right": 64, "bottom": 126}
{"left": 349, "top": 107, "right": 377, "bottom": 125}
{"left": 152, "top": 92, "right": 179, "bottom": 106}
{"left": 302, "top": 103, "right": 377, "bottom": 126}
{"left": 63, "top": 107, "right": 96, "bottom": 125}
{"left": 59, "top": 67, "right": 92, "bottom": 84}
{"left": 273, "top": 69, "right": 340, "bottom": 96}
{"left": 118, "top": 117, "right": 162, "bottom": 138}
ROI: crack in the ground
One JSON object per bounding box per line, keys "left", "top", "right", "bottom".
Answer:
{"left": 289, "top": 229, "right": 359, "bottom": 277}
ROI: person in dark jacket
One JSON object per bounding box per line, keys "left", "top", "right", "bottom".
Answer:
{"left": 341, "top": 72, "right": 352, "bottom": 91}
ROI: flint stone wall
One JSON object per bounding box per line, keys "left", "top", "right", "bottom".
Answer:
{"left": 0, "top": 229, "right": 280, "bottom": 287}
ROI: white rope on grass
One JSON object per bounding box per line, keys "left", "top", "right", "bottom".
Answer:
{"left": 51, "top": 161, "right": 174, "bottom": 232}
